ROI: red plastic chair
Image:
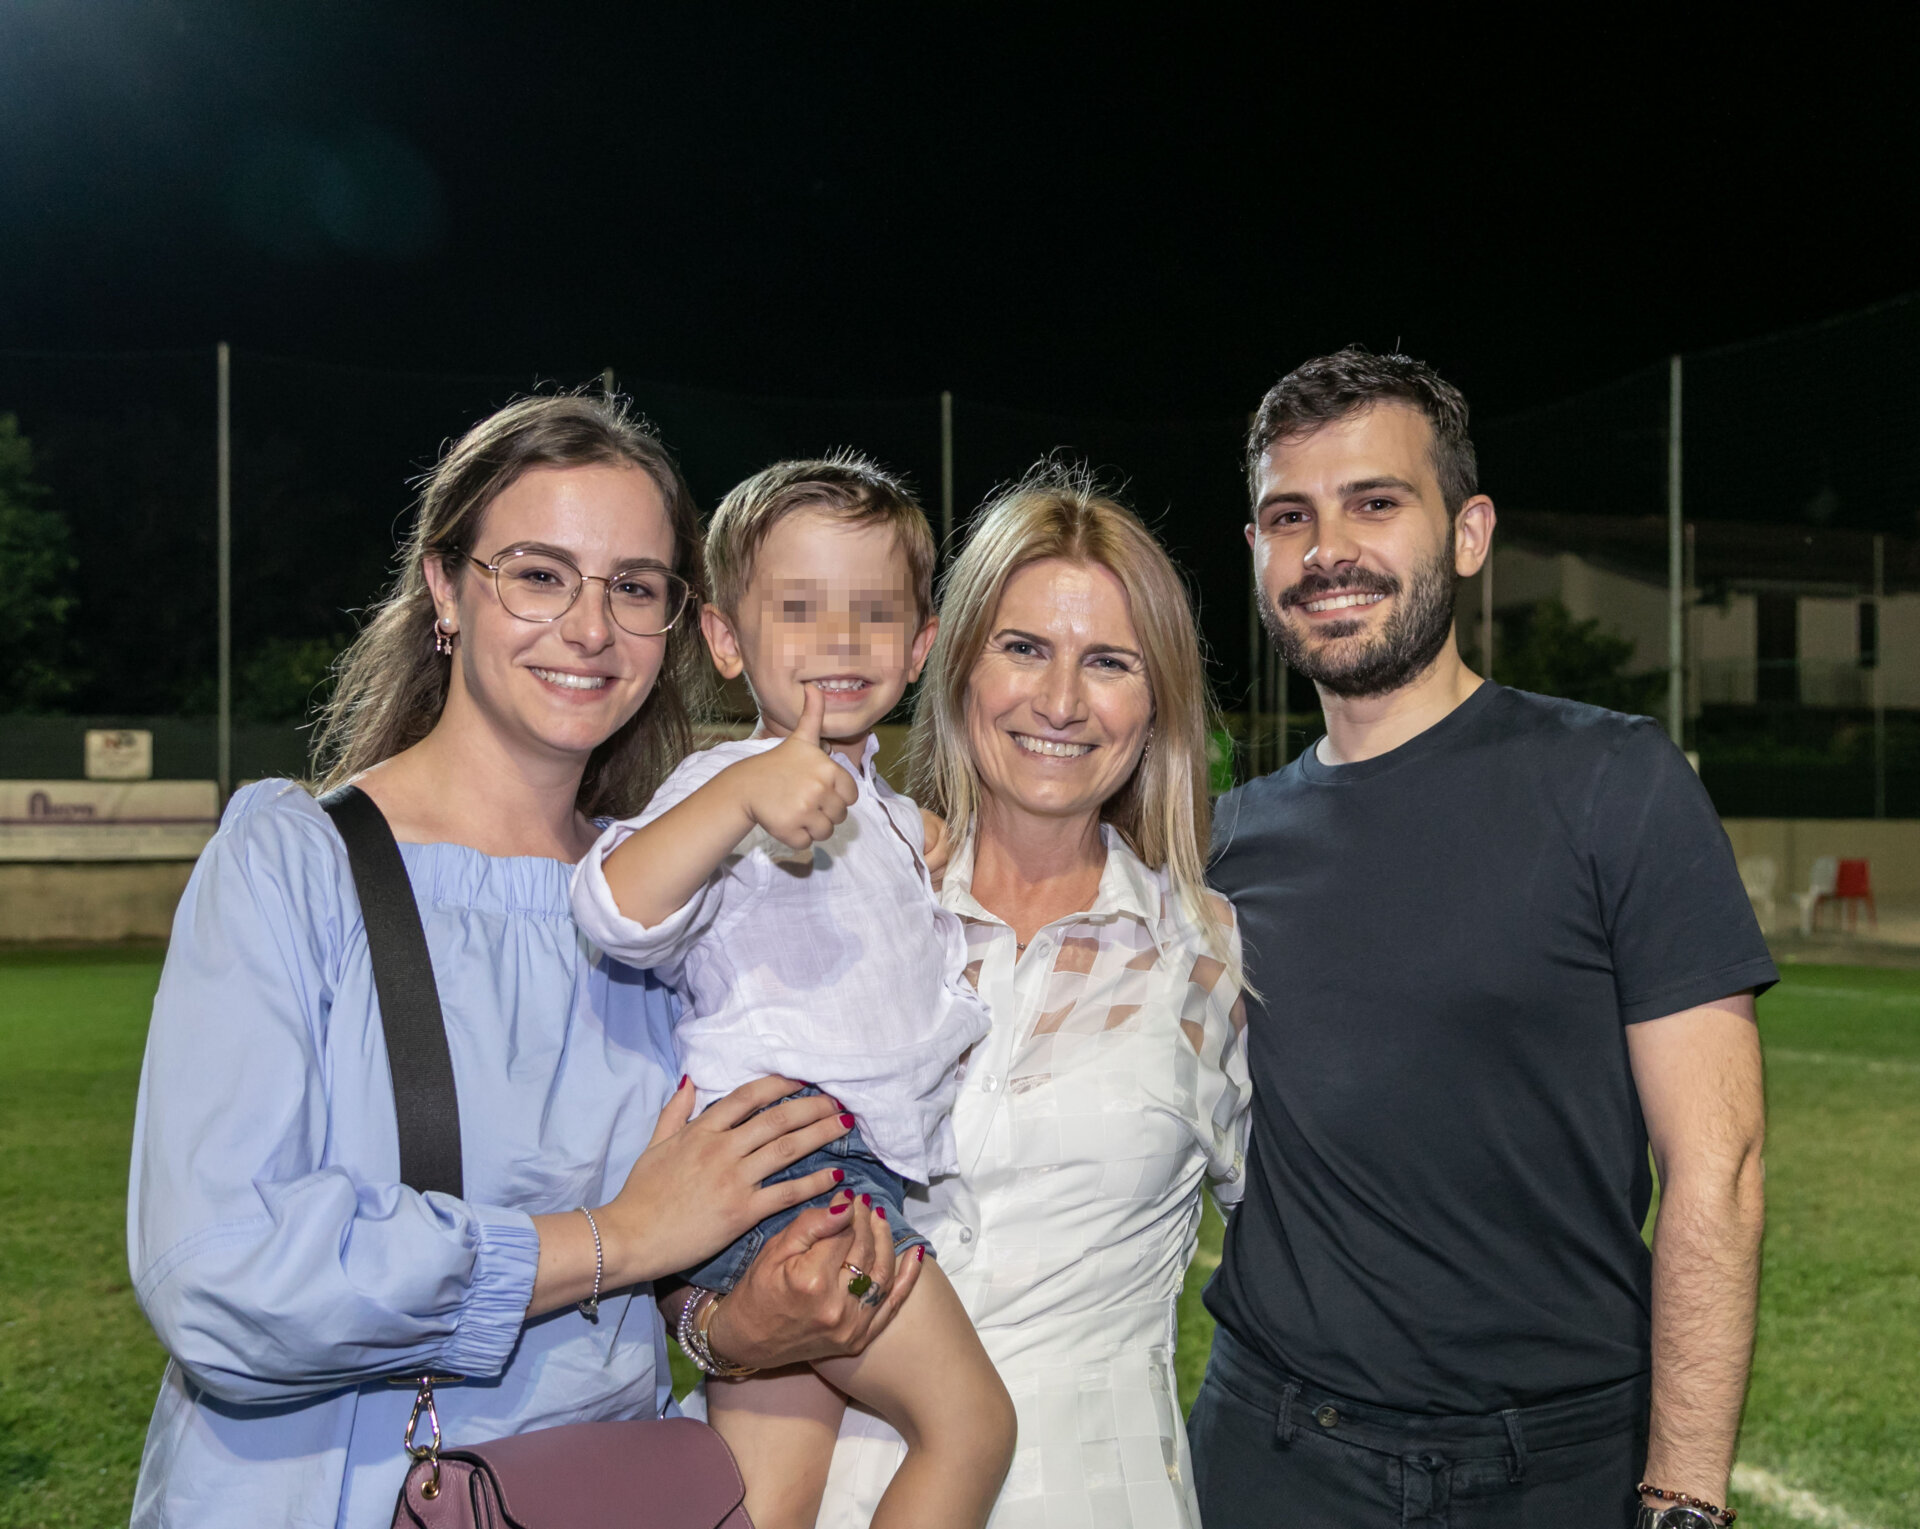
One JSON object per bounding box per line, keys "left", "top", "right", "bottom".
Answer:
{"left": 1832, "top": 859, "right": 1876, "bottom": 931}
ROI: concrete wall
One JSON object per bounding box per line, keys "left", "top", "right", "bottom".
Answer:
{"left": 1880, "top": 598, "right": 1920, "bottom": 707}
{"left": 0, "top": 726, "right": 924, "bottom": 944}
{"left": 5, "top": 813, "right": 1912, "bottom": 944}
{"left": 1721, "top": 819, "right": 1920, "bottom": 900}
{"left": 0, "top": 861, "right": 194, "bottom": 942}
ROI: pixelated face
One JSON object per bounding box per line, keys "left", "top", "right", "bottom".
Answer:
{"left": 1246, "top": 402, "right": 1473, "bottom": 699}
{"left": 702, "top": 508, "right": 937, "bottom": 746}
{"left": 424, "top": 463, "right": 677, "bottom": 764}
{"left": 964, "top": 557, "right": 1154, "bottom": 827}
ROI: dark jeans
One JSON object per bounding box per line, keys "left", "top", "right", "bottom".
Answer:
{"left": 1189, "top": 1327, "right": 1648, "bottom": 1529}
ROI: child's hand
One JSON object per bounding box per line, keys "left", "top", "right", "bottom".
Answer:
{"left": 728, "top": 683, "right": 861, "bottom": 852}
{"left": 919, "top": 807, "right": 953, "bottom": 886}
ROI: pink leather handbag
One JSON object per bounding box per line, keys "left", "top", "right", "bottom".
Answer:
{"left": 391, "top": 1417, "right": 750, "bottom": 1529}
{"left": 318, "top": 789, "right": 752, "bottom": 1529}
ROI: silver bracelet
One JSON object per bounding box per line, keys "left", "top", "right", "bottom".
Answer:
{"left": 675, "top": 1287, "right": 757, "bottom": 1377}
{"left": 577, "top": 1207, "right": 604, "bottom": 1323}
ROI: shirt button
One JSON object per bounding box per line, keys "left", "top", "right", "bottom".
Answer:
{"left": 958, "top": 1227, "right": 974, "bottom": 1244}
{"left": 1315, "top": 1405, "right": 1340, "bottom": 1429}
{"left": 979, "top": 1073, "right": 997, "bottom": 1092}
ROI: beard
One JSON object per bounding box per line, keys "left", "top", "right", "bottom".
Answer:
{"left": 1260, "top": 531, "right": 1459, "bottom": 700}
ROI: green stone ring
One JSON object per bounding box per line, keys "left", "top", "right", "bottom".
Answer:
{"left": 842, "top": 1262, "right": 873, "bottom": 1299}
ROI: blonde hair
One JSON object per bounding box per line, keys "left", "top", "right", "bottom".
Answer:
{"left": 910, "top": 464, "right": 1231, "bottom": 961}
{"left": 706, "top": 452, "right": 936, "bottom": 622}
{"left": 313, "top": 393, "right": 709, "bottom": 817}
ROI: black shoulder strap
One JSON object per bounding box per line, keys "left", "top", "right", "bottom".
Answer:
{"left": 319, "top": 785, "right": 465, "bottom": 1199}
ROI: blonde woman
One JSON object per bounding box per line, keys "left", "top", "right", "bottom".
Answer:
{"left": 817, "top": 469, "right": 1251, "bottom": 1529}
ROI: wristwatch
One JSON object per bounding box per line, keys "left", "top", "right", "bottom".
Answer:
{"left": 1636, "top": 1506, "right": 1720, "bottom": 1529}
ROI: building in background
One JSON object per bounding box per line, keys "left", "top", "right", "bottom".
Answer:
{"left": 1468, "top": 513, "right": 1919, "bottom": 712}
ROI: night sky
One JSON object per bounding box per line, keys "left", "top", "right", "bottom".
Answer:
{"left": 5, "top": 4, "right": 1916, "bottom": 419}
{"left": 2, "top": 4, "right": 1917, "bottom": 725}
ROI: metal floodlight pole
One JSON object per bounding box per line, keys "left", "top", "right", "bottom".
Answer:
{"left": 1481, "top": 553, "right": 1495, "bottom": 676}
{"left": 939, "top": 390, "right": 955, "bottom": 555}
{"left": 1874, "top": 533, "right": 1887, "bottom": 819}
{"left": 1686, "top": 521, "right": 1698, "bottom": 727}
{"left": 1667, "top": 354, "right": 1685, "bottom": 746}
{"left": 1275, "top": 645, "right": 1289, "bottom": 768}
{"left": 217, "top": 342, "right": 232, "bottom": 803}
{"left": 1247, "top": 561, "right": 1262, "bottom": 779}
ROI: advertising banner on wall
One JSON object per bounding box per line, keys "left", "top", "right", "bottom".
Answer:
{"left": 0, "top": 781, "right": 222, "bottom": 861}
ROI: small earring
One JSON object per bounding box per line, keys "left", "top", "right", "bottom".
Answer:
{"left": 433, "top": 615, "right": 456, "bottom": 656}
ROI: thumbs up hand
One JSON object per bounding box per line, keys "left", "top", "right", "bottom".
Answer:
{"left": 726, "top": 683, "right": 862, "bottom": 852}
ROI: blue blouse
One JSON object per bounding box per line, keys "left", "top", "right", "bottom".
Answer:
{"left": 128, "top": 780, "right": 680, "bottom": 1529}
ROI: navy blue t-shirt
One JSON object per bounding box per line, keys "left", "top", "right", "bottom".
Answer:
{"left": 1204, "top": 683, "right": 1775, "bottom": 1414}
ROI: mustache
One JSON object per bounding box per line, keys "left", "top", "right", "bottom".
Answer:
{"left": 1278, "top": 568, "right": 1401, "bottom": 610}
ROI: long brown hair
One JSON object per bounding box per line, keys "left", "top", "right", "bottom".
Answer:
{"left": 313, "top": 393, "right": 708, "bottom": 817}
{"left": 910, "top": 464, "right": 1230, "bottom": 959}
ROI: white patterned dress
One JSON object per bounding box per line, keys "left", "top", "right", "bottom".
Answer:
{"left": 817, "top": 828, "right": 1250, "bottom": 1529}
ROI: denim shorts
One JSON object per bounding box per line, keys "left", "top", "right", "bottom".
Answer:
{"left": 677, "top": 1088, "right": 935, "bottom": 1294}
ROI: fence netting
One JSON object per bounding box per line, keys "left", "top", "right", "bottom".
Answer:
{"left": 3, "top": 292, "right": 1917, "bottom": 811}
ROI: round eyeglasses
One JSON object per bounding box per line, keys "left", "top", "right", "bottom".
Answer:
{"left": 467, "top": 548, "right": 692, "bottom": 637}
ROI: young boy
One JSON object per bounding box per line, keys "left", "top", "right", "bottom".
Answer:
{"left": 571, "top": 456, "right": 1015, "bottom": 1529}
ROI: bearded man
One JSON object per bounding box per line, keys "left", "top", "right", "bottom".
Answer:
{"left": 1190, "top": 349, "right": 1775, "bottom": 1529}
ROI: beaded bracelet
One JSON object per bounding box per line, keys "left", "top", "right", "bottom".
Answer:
{"left": 576, "top": 1207, "right": 604, "bottom": 1323}
{"left": 675, "top": 1288, "right": 758, "bottom": 1378}
{"left": 1639, "top": 1481, "right": 1736, "bottom": 1525}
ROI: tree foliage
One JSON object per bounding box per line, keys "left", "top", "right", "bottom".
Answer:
{"left": 1493, "top": 598, "right": 1665, "bottom": 716}
{"left": 0, "top": 414, "right": 78, "bottom": 710}
{"left": 237, "top": 634, "right": 345, "bottom": 723}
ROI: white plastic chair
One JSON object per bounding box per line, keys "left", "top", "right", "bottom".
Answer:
{"left": 1738, "top": 856, "right": 1779, "bottom": 935}
{"left": 1794, "top": 856, "right": 1840, "bottom": 935}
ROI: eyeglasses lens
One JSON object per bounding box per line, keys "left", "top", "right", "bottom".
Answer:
{"left": 603, "top": 567, "right": 688, "bottom": 636}
{"left": 494, "top": 551, "right": 686, "bottom": 636}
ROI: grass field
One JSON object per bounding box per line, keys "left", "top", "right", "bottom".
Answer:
{"left": 2, "top": 951, "right": 1914, "bottom": 1528}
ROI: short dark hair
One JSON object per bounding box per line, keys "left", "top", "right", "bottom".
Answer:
{"left": 1246, "top": 347, "right": 1479, "bottom": 515}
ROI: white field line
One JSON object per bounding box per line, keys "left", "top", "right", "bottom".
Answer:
{"left": 1765, "top": 1047, "right": 1920, "bottom": 1076}
{"left": 1777, "top": 984, "right": 1920, "bottom": 1007}
{"left": 1733, "top": 1463, "right": 1879, "bottom": 1529}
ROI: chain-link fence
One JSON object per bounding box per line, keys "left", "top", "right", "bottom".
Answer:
{"left": 4, "top": 293, "right": 1918, "bottom": 813}
{"left": 1473, "top": 294, "right": 1920, "bottom": 818}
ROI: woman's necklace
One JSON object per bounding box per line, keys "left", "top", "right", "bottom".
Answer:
{"left": 1014, "top": 892, "right": 1096, "bottom": 957}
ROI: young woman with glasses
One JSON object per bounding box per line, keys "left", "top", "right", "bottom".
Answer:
{"left": 126, "top": 394, "right": 921, "bottom": 1529}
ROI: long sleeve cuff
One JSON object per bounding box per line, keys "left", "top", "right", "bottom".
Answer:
{"left": 1210, "top": 1153, "right": 1247, "bottom": 1210}
{"left": 569, "top": 824, "right": 709, "bottom": 967}
{"left": 437, "top": 1204, "right": 541, "bottom": 1378}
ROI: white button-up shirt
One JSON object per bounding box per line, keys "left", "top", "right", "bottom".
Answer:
{"left": 571, "top": 735, "right": 991, "bottom": 1184}
{"left": 820, "top": 828, "right": 1251, "bottom": 1528}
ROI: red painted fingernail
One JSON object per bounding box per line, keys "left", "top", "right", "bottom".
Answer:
{"left": 830, "top": 1200, "right": 850, "bottom": 1215}
{"left": 860, "top": 1193, "right": 872, "bottom": 1207}
{"left": 875, "top": 1206, "right": 888, "bottom": 1222}
{"left": 916, "top": 1246, "right": 927, "bottom": 1261}
{"left": 832, "top": 1168, "right": 845, "bottom": 1183}
{"left": 839, "top": 1113, "right": 855, "bottom": 1128}
{"left": 678, "top": 1074, "right": 689, "bottom": 1090}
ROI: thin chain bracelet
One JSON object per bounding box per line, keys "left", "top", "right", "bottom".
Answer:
{"left": 1638, "top": 1482, "right": 1736, "bottom": 1525}
{"left": 577, "top": 1207, "right": 604, "bottom": 1323}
